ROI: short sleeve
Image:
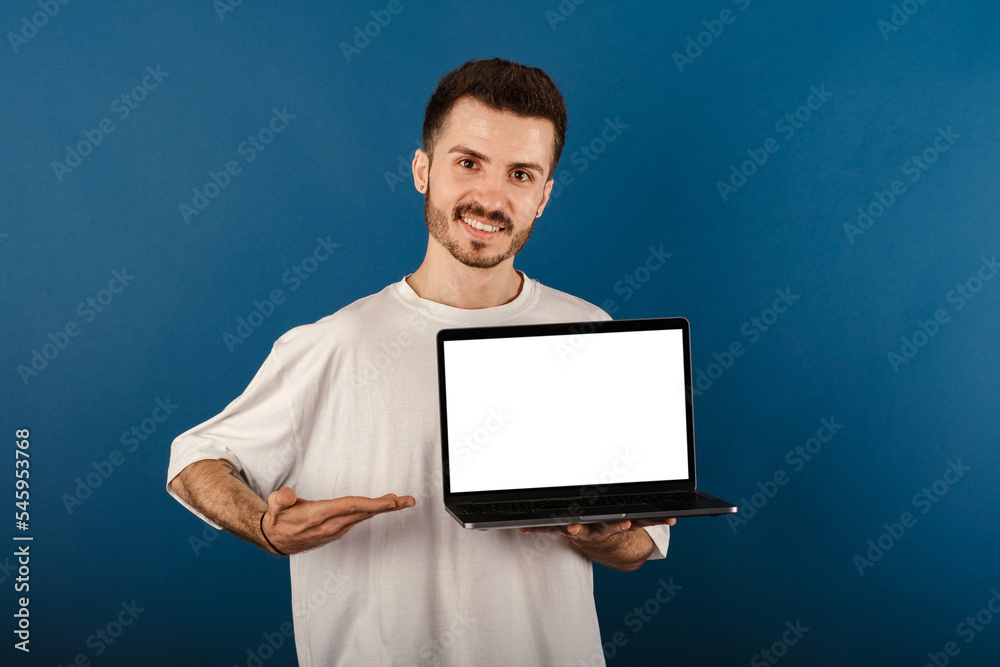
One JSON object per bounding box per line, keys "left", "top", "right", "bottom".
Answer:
{"left": 166, "top": 343, "right": 299, "bottom": 528}
{"left": 643, "top": 524, "right": 671, "bottom": 560}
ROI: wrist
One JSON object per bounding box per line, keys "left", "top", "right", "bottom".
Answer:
{"left": 260, "top": 512, "right": 288, "bottom": 556}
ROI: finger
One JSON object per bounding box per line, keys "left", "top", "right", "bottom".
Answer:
{"left": 571, "top": 521, "right": 633, "bottom": 541}
{"left": 359, "top": 495, "right": 416, "bottom": 511}
{"left": 315, "top": 495, "right": 415, "bottom": 529}
{"left": 520, "top": 524, "right": 597, "bottom": 539}
{"left": 381, "top": 494, "right": 416, "bottom": 508}
{"left": 630, "top": 518, "right": 676, "bottom": 528}
{"left": 342, "top": 494, "right": 415, "bottom": 511}
{"left": 268, "top": 486, "right": 298, "bottom": 512}
{"left": 581, "top": 520, "right": 628, "bottom": 533}
{"left": 320, "top": 497, "right": 416, "bottom": 537}
{"left": 302, "top": 495, "right": 404, "bottom": 518}
{"left": 331, "top": 498, "right": 415, "bottom": 530}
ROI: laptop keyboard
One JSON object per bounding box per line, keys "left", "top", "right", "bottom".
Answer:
{"left": 459, "top": 491, "right": 703, "bottom": 515}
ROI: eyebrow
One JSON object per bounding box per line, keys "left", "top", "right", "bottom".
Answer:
{"left": 447, "top": 144, "right": 547, "bottom": 177}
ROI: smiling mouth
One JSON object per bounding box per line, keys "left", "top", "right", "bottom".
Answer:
{"left": 460, "top": 214, "right": 504, "bottom": 233}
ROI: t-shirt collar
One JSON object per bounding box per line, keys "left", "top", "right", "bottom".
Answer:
{"left": 391, "top": 271, "right": 538, "bottom": 325}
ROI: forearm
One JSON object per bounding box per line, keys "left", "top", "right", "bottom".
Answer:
{"left": 568, "top": 529, "right": 655, "bottom": 572}
{"left": 169, "top": 459, "right": 275, "bottom": 554}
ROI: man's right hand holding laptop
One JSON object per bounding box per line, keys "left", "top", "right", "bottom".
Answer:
{"left": 518, "top": 518, "right": 676, "bottom": 572}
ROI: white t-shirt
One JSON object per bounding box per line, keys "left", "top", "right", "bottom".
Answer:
{"left": 167, "top": 275, "right": 670, "bottom": 666}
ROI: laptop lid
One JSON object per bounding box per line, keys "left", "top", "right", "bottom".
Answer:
{"left": 437, "top": 317, "right": 699, "bottom": 508}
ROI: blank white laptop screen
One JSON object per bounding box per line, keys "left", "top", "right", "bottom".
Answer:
{"left": 443, "top": 328, "right": 690, "bottom": 493}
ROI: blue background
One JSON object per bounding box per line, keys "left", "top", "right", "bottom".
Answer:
{"left": 2, "top": 1, "right": 999, "bottom": 665}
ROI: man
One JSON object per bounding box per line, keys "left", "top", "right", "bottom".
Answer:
{"left": 168, "top": 57, "right": 673, "bottom": 666}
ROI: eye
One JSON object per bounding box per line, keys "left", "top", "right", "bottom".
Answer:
{"left": 459, "top": 158, "right": 477, "bottom": 169}
{"left": 512, "top": 170, "right": 532, "bottom": 182}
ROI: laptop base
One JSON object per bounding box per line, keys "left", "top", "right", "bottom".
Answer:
{"left": 447, "top": 490, "right": 737, "bottom": 530}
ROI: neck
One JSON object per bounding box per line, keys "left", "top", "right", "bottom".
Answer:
{"left": 406, "top": 238, "right": 524, "bottom": 309}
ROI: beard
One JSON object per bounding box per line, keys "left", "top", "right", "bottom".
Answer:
{"left": 424, "top": 184, "right": 534, "bottom": 270}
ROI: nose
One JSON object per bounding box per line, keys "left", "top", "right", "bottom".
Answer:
{"left": 470, "top": 170, "right": 508, "bottom": 216}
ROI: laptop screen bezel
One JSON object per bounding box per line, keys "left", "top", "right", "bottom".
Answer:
{"left": 436, "top": 317, "right": 698, "bottom": 505}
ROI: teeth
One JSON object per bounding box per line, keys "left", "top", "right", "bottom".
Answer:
{"left": 461, "top": 215, "right": 501, "bottom": 233}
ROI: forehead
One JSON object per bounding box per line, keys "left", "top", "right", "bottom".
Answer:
{"left": 436, "top": 97, "right": 555, "bottom": 174}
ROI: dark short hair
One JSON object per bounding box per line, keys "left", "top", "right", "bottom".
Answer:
{"left": 422, "top": 58, "right": 568, "bottom": 176}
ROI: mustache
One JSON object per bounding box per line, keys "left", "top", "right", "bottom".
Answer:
{"left": 454, "top": 202, "right": 513, "bottom": 230}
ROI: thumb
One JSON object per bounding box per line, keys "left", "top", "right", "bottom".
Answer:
{"left": 268, "top": 486, "right": 298, "bottom": 513}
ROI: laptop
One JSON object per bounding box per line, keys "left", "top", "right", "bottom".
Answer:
{"left": 436, "top": 317, "right": 738, "bottom": 529}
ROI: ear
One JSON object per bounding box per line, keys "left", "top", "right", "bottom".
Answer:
{"left": 412, "top": 148, "right": 430, "bottom": 193}
{"left": 534, "top": 178, "right": 554, "bottom": 218}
